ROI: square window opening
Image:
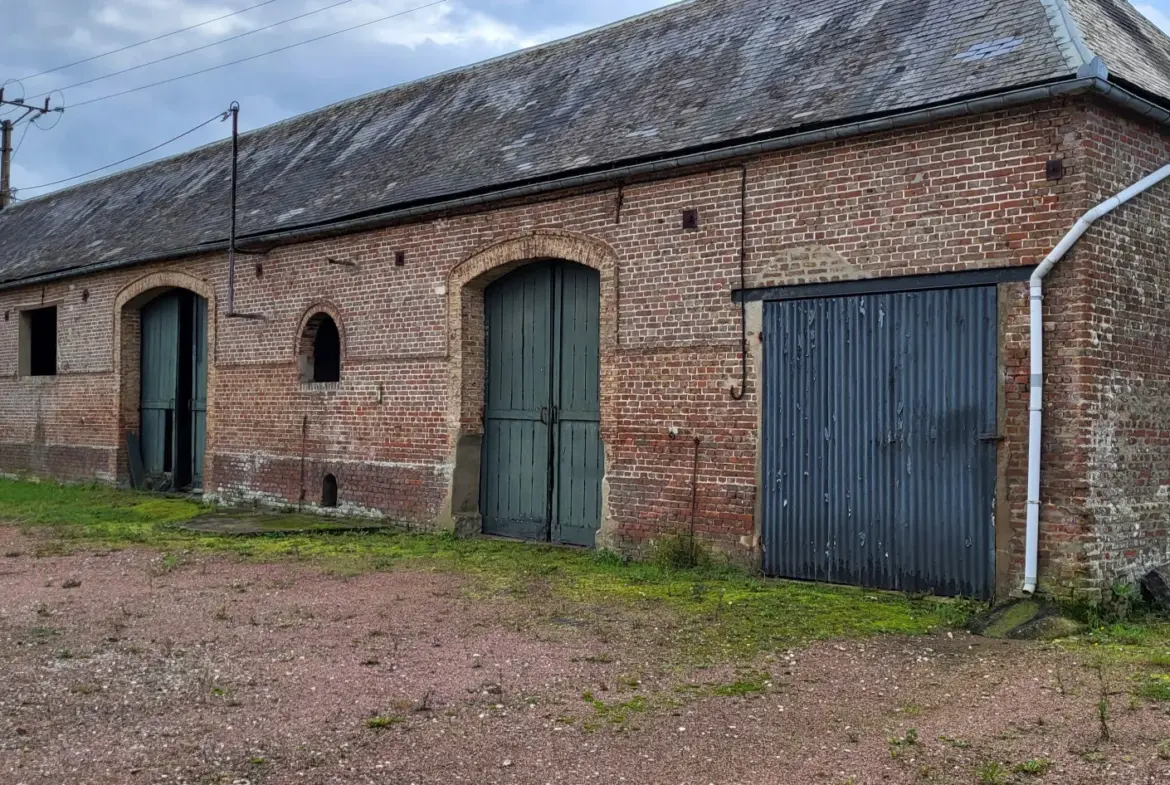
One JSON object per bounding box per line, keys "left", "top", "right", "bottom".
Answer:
{"left": 20, "top": 306, "right": 58, "bottom": 377}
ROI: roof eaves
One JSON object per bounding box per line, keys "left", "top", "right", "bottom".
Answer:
{"left": 1041, "top": 0, "right": 1099, "bottom": 72}
{"left": 0, "top": 75, "right": 1108, "bottom": 293}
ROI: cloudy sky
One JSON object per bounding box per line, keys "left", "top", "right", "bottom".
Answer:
{"left": 3, "top": 0, "right": 1170, "bottom": 200}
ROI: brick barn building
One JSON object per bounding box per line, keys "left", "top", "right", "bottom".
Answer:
{"left": 4, "top": 0, "right": 1170, "bottom": 601}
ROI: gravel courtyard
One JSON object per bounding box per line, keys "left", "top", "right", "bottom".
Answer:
{"left": 1, "top": 484, "right": 1169, "bottom": 784}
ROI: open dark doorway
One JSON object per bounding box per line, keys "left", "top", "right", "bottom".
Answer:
{"left": 140, "top": 290, "right": 208, "bottom": 492}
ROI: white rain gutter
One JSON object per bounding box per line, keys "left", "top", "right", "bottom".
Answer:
{"left": 1023, "top": 163, "right": 1170, "bottom": 594}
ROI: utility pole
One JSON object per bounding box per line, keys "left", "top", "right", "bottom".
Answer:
{"left": 0, "top": 120, "right": 11, "bottom": 209}
{"left": 0, "top": 89, "right": 63, "bottom": 209}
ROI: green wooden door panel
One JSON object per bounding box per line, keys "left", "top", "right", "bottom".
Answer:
{"left": 140, "top": 293, "right": 180, "bottom": 481}
{"left": 551, "top": 263, "right": 603, "bottom": 546}
{"left": 481, "top": 262, "right": 602, "bottom": 545}
{"left": 191, "top": 296, "right": 208, "bottom": 490}
{"left": 481, "top": 265, "right": 553, "bottom": 539}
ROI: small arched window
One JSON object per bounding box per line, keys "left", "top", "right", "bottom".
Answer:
{"left": 299, "top": 312, "right": 341, "bottom": 383}
{"left": 322, "top": 473, "right": 338, "bottom": 508}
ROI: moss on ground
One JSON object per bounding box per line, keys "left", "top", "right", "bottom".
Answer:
{"left": 2, "top": 478, "right": 974, "bottom": 659}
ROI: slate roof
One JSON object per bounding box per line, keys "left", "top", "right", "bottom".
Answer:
{"left": 2, "top": 0, "right": 1170, "bottom": 286}
{"left": 1068, "top": 0, "right": 1170, "bottom": 97}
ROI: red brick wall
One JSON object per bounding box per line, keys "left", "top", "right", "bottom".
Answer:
{"left": 1073, "top": 99, "right": 1170, "bottom": 591}
{"left": 0, "top": 98, "right": 1120, "bottom": 596}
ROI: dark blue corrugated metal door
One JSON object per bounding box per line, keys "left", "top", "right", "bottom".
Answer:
{"left": 762, "top": 286, "right": 997, "bottom": 599}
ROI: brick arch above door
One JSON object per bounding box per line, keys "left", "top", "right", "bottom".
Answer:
{"left": 441, "top": 230, "right": 620, "bottom": 548}
{"left": 445, "top": 230, "right": 619, "bottom": 437}
{"left": 111, "top": 269, "right": 218, "bottom": 492}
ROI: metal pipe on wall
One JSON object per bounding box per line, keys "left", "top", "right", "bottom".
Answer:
{"left": 1023, "top": 162, "right": 1170, "bottom": 595}
{"left": 730, "top": 166, "right": 748, "bottom": 400}
{"left": 690, "top": 436, "right": 701, "bottom": 566}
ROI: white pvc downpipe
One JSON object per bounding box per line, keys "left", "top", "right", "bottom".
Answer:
{"left": 1023, "top": 163, "right": 1170, "bottom": 595}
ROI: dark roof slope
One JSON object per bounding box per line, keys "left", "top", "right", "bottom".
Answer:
{"left": 1068, "top": 0, "right": 1170, "bottom": 97}
{"left": 1, "top": 0, "right": 1167, "bottom": 285}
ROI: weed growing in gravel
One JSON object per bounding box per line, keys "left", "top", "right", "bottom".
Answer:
{"left": 1158, "top": 740, "right": 1170, "bottom": 760}
{"left": 976, "top": 761, "right": 1010, "bottom": 785}
{"left": 365, "top": 715, "right": 404, "bottom": 730}
{"left": 710, "top": 671, "right": 770, "bottom": 697}
{"left": 940, "top": 735, "right": 971, "bottom": 749}
{"left": 1094, "top": 663, "right": 1113, "bottom": 742}
{"left": 1013, "top": 758, "right": 1052, "bottom": 776}
{"left": 888, "top": 728, "right": 918, "bottom": 758}
{"left": 1097, "top": 695, "right": 1111, "bottom": 741}
{"left": 581, "top": 691, "right": 647, "bottom": 729}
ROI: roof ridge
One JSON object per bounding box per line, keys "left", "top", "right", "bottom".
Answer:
{"left": 1040, "top": 0, "right": 1098, "bottom": 70}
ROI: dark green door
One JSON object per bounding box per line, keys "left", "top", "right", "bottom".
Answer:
{"left": 190, "top": 296, "right": 208, "bottom": 490}
{"left": 550, "top": 263, "right": 602, "bottom": 546}
{"left": 140, "top": 294, "right": 180, "bottom": 485}
{"left": 481, "top": 262, "right": 603, "bottom": 545}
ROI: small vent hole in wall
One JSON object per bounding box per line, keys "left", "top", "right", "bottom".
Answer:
{"left": 682, "top": 208, "right": 699, "bottom": 231}
{"left": 395, "top": 251, "right": 406, "bottom": 267}
{"left": 322, "top": 474, "right": 338, "bottom": 508}
{"left": 255, "top": 262, "right": 264, "bottom": 279}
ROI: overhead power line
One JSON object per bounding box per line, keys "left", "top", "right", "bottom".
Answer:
{"left": 30, "top": 0, "right": 365, "bottom": 100}
{"left": 11, "top": 121, "right": 31, "bottom": 159}
{"left": 69, "top": 0, "right": 450, "bottom": 109}
{"left": 17, "top": 110, "right": 230, "bottom": 192}
{"left": 21, "top": 0, "right": 284, "bottom": 80}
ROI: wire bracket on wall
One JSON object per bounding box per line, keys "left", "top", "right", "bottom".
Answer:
{"left": 327, "top": 257, "right": 358, "bottom": 267}
{"left": 226, "top": 312, "right": 266, "bottom": 321}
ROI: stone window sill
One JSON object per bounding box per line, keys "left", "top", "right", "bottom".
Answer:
{"left": 300, "top": 381, "right": 341, "bottom": 393}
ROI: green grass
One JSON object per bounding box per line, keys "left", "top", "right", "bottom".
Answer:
{"left": 364, "top": 715, "right": 403, "bottom": 730}
{"left": 1136, "top": 673, "right": 1170, "bottom": 702}
{"left": 0, "top": 478, "right": 975, "bottom": 659}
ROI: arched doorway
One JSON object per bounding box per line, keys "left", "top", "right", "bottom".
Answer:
{"left": 480, "top": 261, "right": 602, "bottom": 546}
{"left": 139, "top": 290, "right": 208, "bottom": 491}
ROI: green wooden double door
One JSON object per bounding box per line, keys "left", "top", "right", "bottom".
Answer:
{"left": 140, "top": 290, "right": 207, "bottom": 491}
{"left": 481, "top": 262, "right": 603, "bottom": 547}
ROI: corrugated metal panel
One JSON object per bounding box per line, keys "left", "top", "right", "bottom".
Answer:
{"left": 762, "top": 286, "right": 997, "bottom": 599}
